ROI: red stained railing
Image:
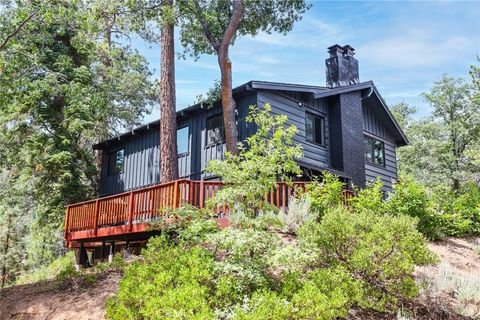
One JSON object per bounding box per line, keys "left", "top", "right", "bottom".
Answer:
{"left": 64, "top": 179, "right": 355, "bottom": 240}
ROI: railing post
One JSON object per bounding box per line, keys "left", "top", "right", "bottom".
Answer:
{"left": 173, "top": 180, "right": 179, "bottom": 209}
{"left": 93, "top": 200, "right": 100, "bottom": 237}
{"left": 128, "top": 192, "right": 135, "bottom": 232}
{"left": 64, "top": 206, "right": 70, "bottom": 240}
{"left": 199, "top": 180, "right": 204, "bottom": 209}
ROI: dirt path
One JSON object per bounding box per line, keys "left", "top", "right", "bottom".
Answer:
{"left": 0, "top": 271, "right": 121, "bottom": 320}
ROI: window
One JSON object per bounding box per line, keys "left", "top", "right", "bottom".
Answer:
{"left": 305, "top": 112, "right": 325, "bottom": 145}
{"left": 177, "top": 126, "right": 189, "bottom": 154}
{"left": 107, "top": 149, "right": 125, "bottom": 176}
{"left": 206, "top": 114, "right": 225, "bottom": 146}
{"left": 364, "top": 136, "right": 385, "bottom": 167}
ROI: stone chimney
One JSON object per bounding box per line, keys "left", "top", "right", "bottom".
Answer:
{"left": 326, "top": 44, "right": 359, "bottom": 88}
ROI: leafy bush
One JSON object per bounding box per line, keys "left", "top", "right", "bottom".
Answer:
{"left": 351, "top": 178, "right": 385, "bottom": 213}
{"left": 206, "top": 104, "right": 303, "bottom": 216}
{"left": 278, "top": 195, "right": 311, "bottom": 234}
{"left": 106, "top": 236, "right": 215, "bottom": 320}
{"left": 298, "top": 206, "right": 437, "bottom": 311}
{"left": 15, "top": 250, "right": 76, "bottom": 285}
{"left": 306, "top": 172, "right": 345, "bottom": 219}
{"left": 290, "top": 266, "right": 362, "bottom": 320}
{"left": 385, "top": 176, "right": 442, "bottom": 240}
{"left": 231, "top": 290, "right": 291, "bottom": 320}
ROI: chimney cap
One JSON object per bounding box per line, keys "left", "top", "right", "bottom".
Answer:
{"left": 343, "top": 45, "right": 355, "bottom": 56}
{"left": 327, "top": 44, "right": 344, "bottom": 57}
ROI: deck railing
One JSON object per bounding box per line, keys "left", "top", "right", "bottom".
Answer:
{"left": 64, "top": 179, "right": 354, "bottom": 240}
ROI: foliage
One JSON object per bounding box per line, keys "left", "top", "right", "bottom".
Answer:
{"left": 306, "top": 172, "right": 345, "bottom": 219}
{"left": 106, "top": 236, "right": 216, "bottom": 320}
{"left": 290, "top": 267, "right": 362, "bottom": 320}
{"left": 394, "top": 73, "right": 480, "bottom": 189}
{"left": 0, "top": 0, "right": 156, "bottom": 282}
{"left": 15, "top": 251, "right": 76, "bottom": 286}
{"left": 176, "top": 0, "right": 310, "bottom": 59}
{"left": 208, "top": 227, "right": 280, "bottom": 306}
{"left": 352, "top": 178, "right": 385, "bottom": 214}
{"left": 206, "top": 104, "right": 303, "bottom": 216}
{"left": 230, "top": 290, "right": 291, "bottom": 320}
{"left": 278, "top": 195, "right": 311, "bottom": 234}
{"left": 298, "top": 206, "right": 437, "bottom": 311}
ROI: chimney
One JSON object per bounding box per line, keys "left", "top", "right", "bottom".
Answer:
{"left": 326, "top": 44, "right": 359, "bottom": 88}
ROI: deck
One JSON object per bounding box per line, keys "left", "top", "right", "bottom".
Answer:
{"left": 64, "top": 179, "right": 353, "bottom": 246}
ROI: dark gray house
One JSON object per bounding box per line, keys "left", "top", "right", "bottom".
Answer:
{"left": 94, "top": 45, "right": 408, "bottom": 196}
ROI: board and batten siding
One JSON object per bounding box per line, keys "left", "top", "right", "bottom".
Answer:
{"left": 362, "top": 104, "right": 398, "bottom": 191}
{"left": 257, "top": 90, "right": 330, "bottom": 170}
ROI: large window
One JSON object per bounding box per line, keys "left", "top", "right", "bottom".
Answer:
{"left": 206, "top": 114, "right": 225, "bottom": 146}
{"left": 177, "top": 126, "right": 189, "bottom": 154}
{"left": 305, "top": 112, "right": 325, "bottom": 145}
{"left": 364, "top": 136, "right": 385, "bottom": 167}
{"left": 107, "top": 149, "right": 125, "bottom": 176}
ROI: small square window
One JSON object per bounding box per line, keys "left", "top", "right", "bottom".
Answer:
{"left": 177, "top": 126, "right": 189, "bottom": 154}
{"left": 107, "top": 149, "right": 125, "bottom": 176}
{"left": 305, "top": 113, "right": 325, "bottom": 145}
{"left": 206, "top": 114, "right": 225, "bottom": 146}
{"left": 364, "top": 136, "right": 385, "bottom": 167}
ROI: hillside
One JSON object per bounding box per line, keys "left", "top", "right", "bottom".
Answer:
{"left": 1, "top": 237, "right": 478, "bottom": 320}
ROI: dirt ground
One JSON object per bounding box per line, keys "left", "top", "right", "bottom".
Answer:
{"left": 0, "top": 271, "right": 121, "bottom": 320}
{"left": 1, "top": 237, "right": 478, "bottom": 320}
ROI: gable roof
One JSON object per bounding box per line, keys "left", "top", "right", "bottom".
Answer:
{"left": 94, "top": 80, "right": 408, "bottom": 149}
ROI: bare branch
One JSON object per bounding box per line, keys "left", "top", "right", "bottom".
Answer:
{"left": 190, "top": 0, "right": 220, "bottom": 51}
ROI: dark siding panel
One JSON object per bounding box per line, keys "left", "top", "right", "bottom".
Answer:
{"left": 257, "top": 90, "right": 330, "bottom": 170}
{"left": 364, "top": 138, "right": 397, "bottom": 192}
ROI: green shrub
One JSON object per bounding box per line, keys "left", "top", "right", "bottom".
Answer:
{"left": 231, "top": 290, "right": 291, "bottom": 320}
{"left": 290, "top": 266, "right": 362, "bottom": 320}
{"left": 298, "top": 206, "right": 437, "bottom": 311}
{"left": 306, "top": 172, "right": 345, "bottom": 220}
{"left": 351, "top": 178, "right": 385, "bottom": 213}
{"left": 106, "top": 236, "right": 215, "bottom": 320}
{"left": 208, "top": 228, "right": 279, "bottom": 305}
{"left": 15, "top": 250, "right": 76, "bottom": 285}
{"left": 385, "top": 176, "right": 442, "bottom": 240}
{"left": 206, "top": 104, "right": 303, "bottom": 216}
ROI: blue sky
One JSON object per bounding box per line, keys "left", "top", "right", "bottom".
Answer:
{"left": 137, "top": 0, "right": 480, "bottom": 124}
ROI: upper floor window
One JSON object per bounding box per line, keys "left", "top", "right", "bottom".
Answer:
{"left": 177, "top": 126, "right": 189, "bottom": 155}
{"left": 107, "top": 149, "right": 125, "bottom": 176}
{"left": 305, "top": 112, "right": 325, "bottom": 145}
{"left": 364, "top": 136, "right": 385, "bottom": 167}
{"left": 206, "top": 114, "right": 225, "bottom": 146}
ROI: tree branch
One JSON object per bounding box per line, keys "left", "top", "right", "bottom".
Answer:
{"left": 0, "top": 8, "right": 39, "bottom": 51}
{"left": 190, "top": 0, "right": 220, "bottom": 51}
{"left": 219, "top": 0, "right": 245, "bottom": 52}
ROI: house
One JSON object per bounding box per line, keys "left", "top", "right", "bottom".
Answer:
{"left": 94, "top": 44, "right": 407, "bottom": 196}
{"left": 64, "top": 45, "right": 407, "bottom": 264}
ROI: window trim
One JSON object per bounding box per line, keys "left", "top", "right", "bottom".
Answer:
{"left": 364, "top": 135, "right": 386, "bottom": 168}
{"left": 177, "top": 125, "right": 190, "bottom": 156}
{"left": 305, "top": 112, "right": 326, "bottom": 147}
{"left": 205, "top": 114, "right": 225, "bottom": 147}
{"left": 107, "top": 148, "right": 125, "bottom": 176}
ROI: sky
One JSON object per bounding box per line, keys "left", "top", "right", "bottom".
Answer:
{"left": 135, "top": 0, "right": 480, "bottom": 124}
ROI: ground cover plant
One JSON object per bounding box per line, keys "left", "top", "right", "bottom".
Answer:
{"left": 106, "top": 106, "right": 441, "bottom": 320}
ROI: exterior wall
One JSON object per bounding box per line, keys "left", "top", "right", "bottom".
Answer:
{"left": 257, "top": 90, "right": 330, "bottom": 170}
{"left": 362, "top": 103, "right": 398, "bottom": 191}
{"left": 100, "top": 92, "right": 257, "bottom": 196}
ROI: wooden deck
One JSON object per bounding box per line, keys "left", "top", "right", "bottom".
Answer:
{"left": 64, "top": 179, "right": 354, "bottom": 245}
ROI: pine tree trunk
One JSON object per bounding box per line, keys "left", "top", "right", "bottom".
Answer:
{"left": 218, "top": 48, "right": 239, "bottom": 155}
{"left": 159, "top": 0, "right": 178, "bottom": 183}
{"left": 1, "top": 213, "right": 12, "bottom": 288}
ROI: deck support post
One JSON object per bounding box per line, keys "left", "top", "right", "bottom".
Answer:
{"left": 101, "top": 240, "right": 107, "bottom": 262}
{"left": 78, "top": 242, "right": 88, "bottom": 268}
{"left": 108, "top": 241, "right": 115, "bottom": 263}
{"left": 64, "top": 206, "right": 70, "bottom": 241}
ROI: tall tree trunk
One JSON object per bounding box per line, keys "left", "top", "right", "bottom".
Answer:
{"left": 218, "top": 50, "right": 239, "bottom": 155}
{"left": 159, "top": 0, "right": 178, "bottom": 183}
{"left": 1, "top": 213, "right": 12, "bottom": 288}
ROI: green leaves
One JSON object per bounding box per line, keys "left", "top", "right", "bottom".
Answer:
{"left": 206, "top": 104, "right": 303, "bottom": 216}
